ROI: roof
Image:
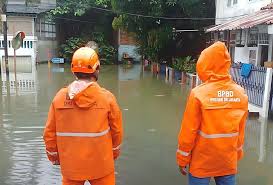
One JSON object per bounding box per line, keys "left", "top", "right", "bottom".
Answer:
{"left": 207, "top": 3, "right": 273, "bottom": 32}
{"left": 7, "top": 4, "right": 55, "bottom": 14}
{"left": 261, "top": 2, "right": 273, "bottom": 10}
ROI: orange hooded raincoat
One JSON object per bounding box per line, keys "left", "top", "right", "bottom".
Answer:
{"left": 44, "top": 81, "right": 123, "bottom": 181}
{"left": 176, "top": 42, "right": 248, "bottom": 178}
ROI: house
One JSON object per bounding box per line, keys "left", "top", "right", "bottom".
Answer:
{"left": 117, "top": 29, "right": 141, "bottom": 63}
{"left": 207, "top": 0, "right": 273, "bottom": 66}
{"left": 0, "top": 0, "right": 57, "bottom": 73}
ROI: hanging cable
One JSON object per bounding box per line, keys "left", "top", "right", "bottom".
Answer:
{"left": 25, "top": 2, "right": 248, "bottom": 21}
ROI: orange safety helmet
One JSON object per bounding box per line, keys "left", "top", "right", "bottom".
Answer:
{"left": 71, "top": 47, "right": 100, "bottom": 74}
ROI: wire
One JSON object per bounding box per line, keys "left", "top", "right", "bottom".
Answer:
{"left": 10, "top": 2, "right": 249, "bottom": 21}
{"left": 89, "top": 6, "right": 248, "bottom": 21}
{"left": 53, "top": 16, "right": 95, "bottom": 23}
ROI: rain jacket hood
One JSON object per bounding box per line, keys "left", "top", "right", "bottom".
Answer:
{"left": 68, "top": 80, "right": 97, "bottom": 108}
{"left": 197, "top": 41, "right": 231, "bottom": 82}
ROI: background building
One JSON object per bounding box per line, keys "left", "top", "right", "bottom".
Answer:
{"left": 117, "top": 29, "right": 141, "bottom": 62}
{"left": 0, "top": 0, "right": 57, "bottom": 73}
{"left": 208, "top": 0, "right": 273, "bottom": 66}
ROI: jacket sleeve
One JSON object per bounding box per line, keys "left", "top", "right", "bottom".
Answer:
{"left": 109, "top": 94, "right": 123, "bottom": 159}
{"left": 177, "top": 90, "right": 201, "bottom": 167}
{"left": 43, "top": 103, "right": 59, "bottom": 164}
{"left": 237, "top": 111, "right": 248, "bottom": 161}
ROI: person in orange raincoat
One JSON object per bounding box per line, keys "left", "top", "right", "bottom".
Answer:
{"left": 176, "top": 42, "right": 248, "bottom": 185}
{"left": 43, "top": 47, "right": 123, "bottom": 185}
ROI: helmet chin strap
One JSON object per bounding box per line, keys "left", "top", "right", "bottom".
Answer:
{"left": 93, "top": 71, "right": 99, "bottom": 81}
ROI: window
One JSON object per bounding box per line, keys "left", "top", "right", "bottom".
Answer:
{"left": 248, "top": 29, "right": 258, "bottom": 47}
{"left": 249, "top": 50, "right": 257, "bottom": 65}
{"left": 227, "top": 0, "right": 232, "bottom": 7}
{"left": 36, "top": 17, "right": 56, "bottom": 39}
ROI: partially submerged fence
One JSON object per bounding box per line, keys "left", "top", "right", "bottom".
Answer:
{"left": 230, "top": 63, "right": 273, "bottom": 118}
{"left": 230, "top": 64, "right": 266, "bottom": 107}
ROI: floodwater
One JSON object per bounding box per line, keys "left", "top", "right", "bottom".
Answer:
{"left": 0, "top": 64, "right": 273, "bottom": 185}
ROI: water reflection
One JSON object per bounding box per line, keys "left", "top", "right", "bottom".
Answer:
{"left": 0, "top": 64, "right": 273, "bottom": 184}
{"left": 1, "top": 70, "right": 37, "bottom": 96}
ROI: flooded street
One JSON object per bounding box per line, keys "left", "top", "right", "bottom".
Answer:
{"left": 1, "top": 64, "right": 273, "bottom": 185}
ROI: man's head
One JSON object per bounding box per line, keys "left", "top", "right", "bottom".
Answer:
{"left": 196, "top": 41, "right": 231, "bottom": 82}
{"left": 71, "top": 47, "right": 100, "bottom": 81}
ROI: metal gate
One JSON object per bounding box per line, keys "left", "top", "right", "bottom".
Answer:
{"left": 230, "top": 63, "right": 267, "bottom": 107}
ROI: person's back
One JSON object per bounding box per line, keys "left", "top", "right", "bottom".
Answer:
{"left": 44, "top": 47, "right": 123, "bottom": 185}
{"left": 176, "top": 42, "right": 248, "bottom": 185}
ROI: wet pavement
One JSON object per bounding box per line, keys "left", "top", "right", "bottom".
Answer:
{"left": 0, "top": 64, "right": 273, "bottom": 185}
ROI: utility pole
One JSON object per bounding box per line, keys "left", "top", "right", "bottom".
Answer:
{"left": 2, "top": 1, "right": 9, "bottom": 79}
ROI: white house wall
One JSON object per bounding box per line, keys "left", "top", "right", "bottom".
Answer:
{"left": 7, "top": 16, "right": 34, "bottom": 36}
{"left": 216, "top": 0, "right": 272, "bottom": 25}
{"left": 0, "top": 35, "right": 37, "bottom": 71}
{"left": 235, "top": 46, "right": 261, "bottom": 65}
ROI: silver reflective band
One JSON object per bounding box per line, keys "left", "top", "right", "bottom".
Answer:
{"left": 199, "top": 131, "right": 239, "bottom": 139}
{"left": 57, "top": 127, "right": 110, "bottom": 137}
{"left": 47, "top": 150, "right": 58, "bottom": 156}
{"left": 113, "top": 144, "right": 122, "bottom": 151}
{"left": 177, "top": 149, "right": 190, "bottom": 157}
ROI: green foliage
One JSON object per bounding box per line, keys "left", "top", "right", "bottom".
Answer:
{"left": 111, "top": 0, "right": 215, "bottom": 62}
{"left": 99, "top": 44, "right": 117, "bottom": 65}
{"left": 173, "top": 56, "right": 196, "bottom": 73}
{"left": 137, "top": 26, "right": 172, "bottom": 63}
{"left": 53, "top": 0, "right": 214, "bottom": 65}
{"left": 59, "top": 32, "right": 117, "bottom": 64}
{"left": 51, "top": 0, "right": 111, "bottom": 16}
{"left": 112, "top": 16, "right": 124, "bottom": 30}
{"left": 59, "top": 37, "right": 86, "bottom": 60}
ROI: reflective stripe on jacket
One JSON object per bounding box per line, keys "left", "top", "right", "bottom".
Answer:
{"left": 43, "top": 82, "right": 123, "bottom": 180}
{"left": 177, "top": 42, "right": 248, "bottom": 178}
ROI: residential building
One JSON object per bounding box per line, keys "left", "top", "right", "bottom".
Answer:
{"left": 117, "top": 29, "right": 141, "bottom": 62}
{"left": 207, "top": 0, "right": 273, "bottom": 66}
{"left": 0, "top": 0, "right": 57, "bottom": 74}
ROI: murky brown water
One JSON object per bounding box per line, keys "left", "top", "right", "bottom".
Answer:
{"left": 0, "top": 64, "right": 273, "bottom": 185}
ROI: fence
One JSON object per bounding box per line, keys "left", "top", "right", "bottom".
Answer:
{"left": 230, "top": 63, "right": 273, "bottom": 118}
{"left": 230, "top": 64, "right": 266, "bottom": 107}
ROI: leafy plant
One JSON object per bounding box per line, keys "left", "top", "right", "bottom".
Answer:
{"left": 173, "top": 56, "right": 196, "bottom": 73}
{"left": 59, "top": 37, "right": 86, "bottom": 60}
{"left": 99, "top": 44, "right": 117, "bottom": 65}
{"left": 59, "top": 33, "right": 117, "bottom": 64}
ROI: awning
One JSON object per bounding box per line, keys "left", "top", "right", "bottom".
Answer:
{"left": 207, "top": 4, "right": 273, "bottom": 32}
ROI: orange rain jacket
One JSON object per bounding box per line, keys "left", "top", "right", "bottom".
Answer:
{"left": 176, "top": 42, "right": 248, "bottom": 178}
{"left": 44, "top": 82, "right": 123, "bottom": 180}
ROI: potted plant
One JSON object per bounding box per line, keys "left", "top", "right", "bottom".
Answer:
{"left": 183, "top": 57, "right": 197, "bottom": 87}
{"left": 159, "top": 60, "right": 167, "bottom": 75}
{"left": 173, "top": 57, "right": 185, "bottom": 81}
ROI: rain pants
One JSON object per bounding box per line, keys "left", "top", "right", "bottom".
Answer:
{"left": 176, "top": 42, "right": 248, "bottom": 178}
{"left": 44, "top": 81, "right": 123, "bottom": 183}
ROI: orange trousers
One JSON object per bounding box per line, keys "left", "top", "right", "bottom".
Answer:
{"left": 62, "top": 172, "right": 115, "bottom": 185}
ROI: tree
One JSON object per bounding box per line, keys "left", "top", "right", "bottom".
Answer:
{"left": 111, "top": 0, "right": 215, "bottom": 62}
{"left": 51, "top": 0, "right": 215, "bottom": 63}
{"left": 51, "top": 0, "right": 110, "bottom": 16}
